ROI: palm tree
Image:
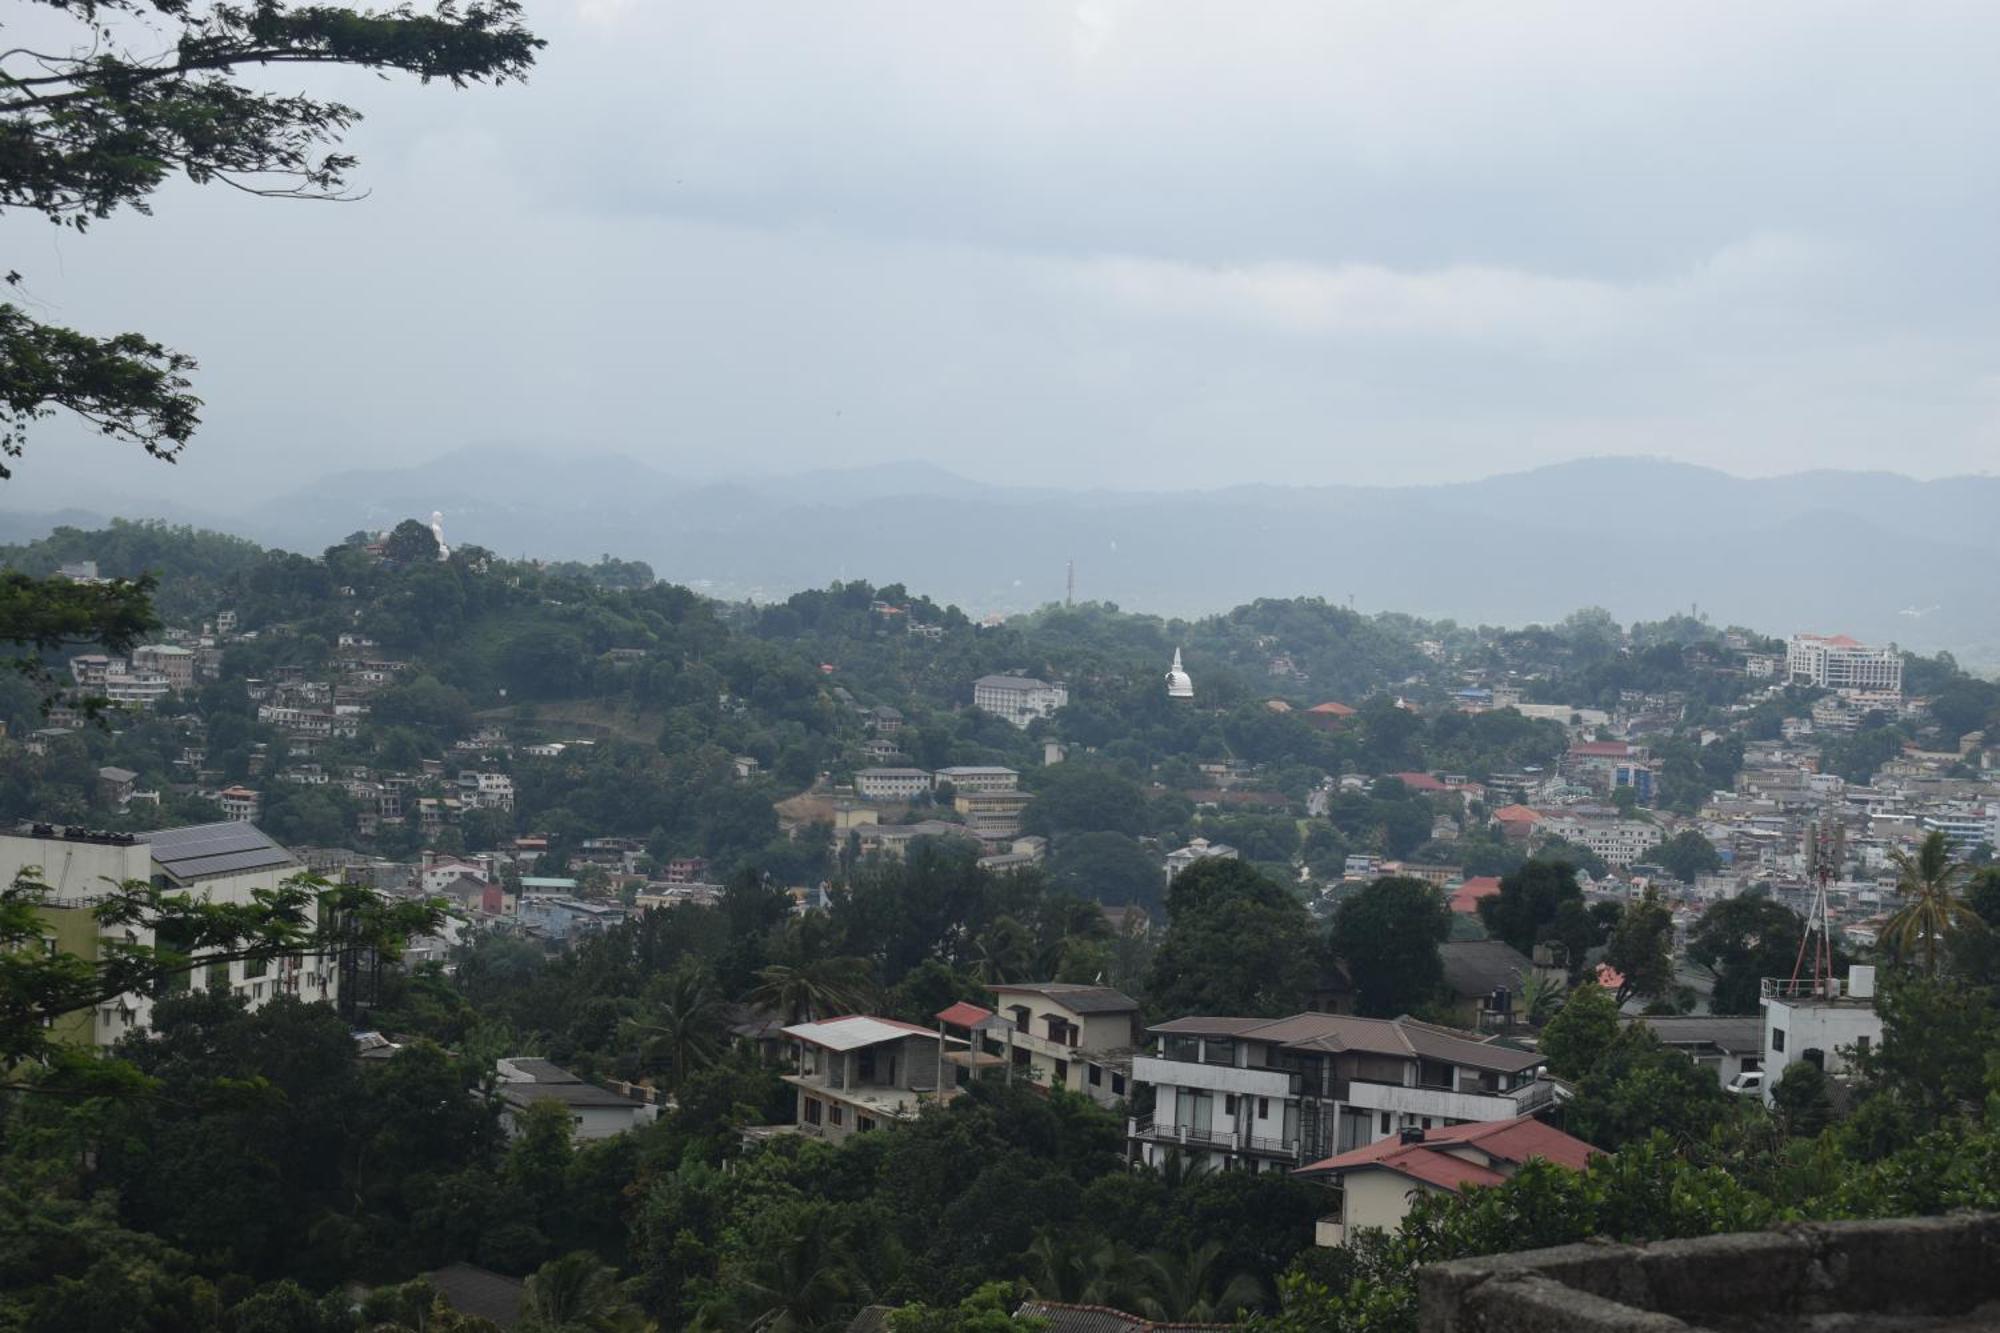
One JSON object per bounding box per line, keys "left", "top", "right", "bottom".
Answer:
{"left": 1885, "top": 830, "right": 1981, "bottom": 975}
{"left": 746, "top": 956, "right": 876, "bottom": 1025}
{"left": 1081, "top": 1238, "right": 1154, "bottom": 1312}
{"left": 1023, "top": 1231, "right": 1091, "bottom": 1302}
{"left": 1517, "top": 967, "right": 1566, "bottom": 1026}
{"left": 621, "top": 958, "right": 724, "bottom": 1092}
{"left": 1134, "top": 1240, "right": 1264, "bottom": 1321}
{"left": 729, "top": 1222, "right": 865, "bottom": 1333}
{"left": 971, "top": 916, "right": 1034, "bottom": 985}
{"left": 519, "top": 1250, "right": 647, "bottom": 1332}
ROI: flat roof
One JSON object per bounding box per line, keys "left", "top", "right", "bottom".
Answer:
{"left": 137, "top": 821, "right": 298, "bottom": 882}
{"left": 783, "top": 1014, "right": 938, "bottom": 1052}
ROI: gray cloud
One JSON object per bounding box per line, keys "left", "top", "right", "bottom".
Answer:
{"left": 4, "top": 0, "right": 1999, "bottom": 516}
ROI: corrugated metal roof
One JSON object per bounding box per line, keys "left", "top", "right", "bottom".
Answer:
{"left": 783, "top": 1014, "right": 938, "bottom": 1052}
{"left": 137, "top": 821, "right": 297, "bottom": 882}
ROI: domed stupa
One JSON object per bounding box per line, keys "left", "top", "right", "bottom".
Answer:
{"left": 1165, "top": 647, "right": 1194, "bottom": 700}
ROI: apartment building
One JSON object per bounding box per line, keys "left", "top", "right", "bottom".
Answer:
{"left": 854, "top": 767, "right": 934, "bottom": 801}
{"left": 783, "top": 1014, "right": 941, "bottom": 1141}
{"left": 971, "top": 674, "right": 1069, "bottom": 728}
{"left": 955, "top": 788, "right": 1034, "bottom": 840}
{"left": 0, "top": 821, "right": 337, "bottom": 1048}
{"left": 958, "top": 982, "right": 1141, "bottom": 1106}
{"left": 131, "top": 644, "right": 196, "bottom": 691}
{"left": 1538, "top": 813, "right": 1663, "bottom": 867}
{"left": 1786, "top": 634, "right": 1903, "bottom": 695}
{"left": 934, "top": 765, "right": 1021, "bottom": 794}
{"left": 1127, "top": 1011, "right": 1552, "bottom": 1175}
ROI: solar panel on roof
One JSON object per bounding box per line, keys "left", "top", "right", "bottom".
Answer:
{"left": 137, "top": 822, "right": 297, "bottom": 879}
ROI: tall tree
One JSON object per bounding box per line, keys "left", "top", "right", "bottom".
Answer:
{"left": 1686, "top": 895, "right": 1809, "bottom": 1015}
{"left": 1329, "top": 877, "right": 1448, "bottom": 1017}
{"left": 1602, "top": 888, "right": 1675, "bottom": 1005}
{"left": 1477, "top": 859, "right": 1583, "bottom": 959}
{"left": 0, "top": 0, "right": 539, "bottom": 665}
{"left": 1884, "top": 831, "right": 1980, "bottom": 976}
{"left": 1145, "top": 859, "right": 1318, "bottom": 1017}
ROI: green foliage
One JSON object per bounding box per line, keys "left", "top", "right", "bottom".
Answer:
{"left": 1476, "top": 859, "right": 1582, "bottom": 959}
{"left": 1686, "top": 896, "right": 1811, "bottom": 1015}
{"left": 1537, "top": 982, "right": 1620, "bottom": 1079}
{"left": 1653, "top": 829, "right": 1721, "bottom": 884}
{"left": 1328, "top": 878, "right": 1448, "bottom": 1018}
{"left": 1146, "top": 859, "right": 1319, "bottom": 1017}
{"left": 1602, "top": 888, "right": 1675, "bottom": 1004}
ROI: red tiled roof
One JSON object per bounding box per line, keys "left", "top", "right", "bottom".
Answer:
{"left": 1569, "top": 741, "right": 1633, "bottom": 757}
{"left": 1449, "top": 876, "right": 1503, "bottom": 914}
{"left": 1391, "top": 771, "right": 1451, "bottom": 793}
{"left": 1296, "top": 1114, "right": 1599, "bottom": 1191}
{"left": 1309, "top": 701, "right": 1356, "bottom": 716}
{"left": 1594, "top": 962, "right": 1626, "bottom": 990}
{"left": 1491, "top": 804, "right": 1544, "bottom": 824}
{"left": 935, "top": 1001, "right": 994, "bottom": 1028}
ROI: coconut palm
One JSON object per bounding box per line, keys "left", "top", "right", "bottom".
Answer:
{"left": 745, "top": 956, "right": 876, "bottom": 1025}
{"left": 1134, "top": 1240, "right": 1265, "bottom": 1321}
{"left": 1884, "top": 831, "right": 1981, "bottom": 975}
{"left": 1082, "top": 1239, "right": 1155, "bottom": 1312}
{"left": 621, "top": 958, "right": 724, "bottom": 1091}
{"left": 1023, "top": 1231, "right": 1091, "bottom": 1302}
{"left": 730, "top": 1221, "right": 866, "bottom": 1333}
{"left": 519, "top": 1250, "right": 647, "bottom": 1332}
{"left": 971, "top": 916, "right": 1035, "bottom": 985}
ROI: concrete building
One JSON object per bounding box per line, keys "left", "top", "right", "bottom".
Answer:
{"left": 1538, "top": 813, "right": 1663, "bottom": 867}
{"left": 131, "top": 644, "right": 196, "bottom": 691}
{"left": 933, "top": 765, "right": 1021, "bottom": 794}
{"left": 782, "top": 1014, "right": 941, "bottom": 1140}
{"left": 854, "top": 767, "right": 934, "bottom": 801}
{"left": 1297, "top": 1115, "right": 1600, "bottom": 1248}
{"left": 954, "top": 788, "right": 1034, "bottom": 840}
{"left": 1163, "top": 837, "right": 1238, "bottom": 886}
{"left": 1624, "top": 1014, "right": 1763, "bottom": 1090}
{"left": 1786, "top": 633, "right": 1903, "bottom": 694}
{"left": 218, "top": 786, "right": 261, "bottom": 821}
{"left": 0, "top": 821, "right": 335, "bottom": 1048}
{"left": 979, "top": 982, "right": 1140, "bottom": 1106}
{"left": 494, "top": 1057, "right": 648, "bottom": 1139}
{"left": 971, "top": 674, "right": 1069, "bottom": 728}
{"left": 1758, "top": 966, "right": 1883, "bottom": 1103}
{"left": 1128, "top": 1012, "right": 1554, "bottom": 1176}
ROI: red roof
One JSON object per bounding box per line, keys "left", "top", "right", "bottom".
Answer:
{"left": 935, "top": 1000, "right": 994, "bottom": 1028}
{"left": 1491, "top": 804, "right": 1543, "bottom": 824}
{"left": 1391, "top": 771, "right": 1451, "bottom": 793}
{"left": 1569, "top": 741, "right": 1633, "bottom": 758}
{"left": 1449, "top": 876, "right": 1503, "bottom": 914}
{"left": 1296, "top": 1115, "right": 1599, "bottom": 1192}
{"left": 1309, "top": 701, "right": 1356, "bottom": 717}
{"left": 1594, "top": 962, "right": 1625, "bottom": 990}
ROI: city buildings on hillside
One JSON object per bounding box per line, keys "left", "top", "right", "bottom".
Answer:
{"left": 971, "top": 673, "right": 1068, "bottom": 728}
{"left": 933, "top": 766, "right": 1021, "bottom": 793}
{"left": 1786, "top": 633, "right": 1903, "bottom": 694}
{"left": 854, "top": 767, "right": 934, "bottom": 801}
{"left": 0, "top": 821, "right": 335, "bottom": 1048}
{"left": 1127, "top": 1011, "right": 1554, "bottom": 1175}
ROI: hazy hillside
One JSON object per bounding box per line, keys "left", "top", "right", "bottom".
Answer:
{"left": 6, "top": 454, "right": 1996, "bottom": 663}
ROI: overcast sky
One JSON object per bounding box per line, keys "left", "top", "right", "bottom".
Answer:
{"left": 6, "top": 0, "right": 2000, "bottom": 511}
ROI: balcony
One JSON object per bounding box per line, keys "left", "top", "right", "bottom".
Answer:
{"left": 1128, "top": 1115, "right": 1298, "bottom": 1159}
{"left": 1343, "top": 1076, "right": 1555, "bottom": 1123}
{"left": 1131, "top": 1055, "right": 1295, "bottom": 1098}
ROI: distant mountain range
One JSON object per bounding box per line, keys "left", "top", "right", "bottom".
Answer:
{"left": 6, "top": 452, "right": 1997, "bottom": 666}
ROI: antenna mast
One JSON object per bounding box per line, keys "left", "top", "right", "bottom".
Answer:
{"left": 1790, "top": 817, "right": 1840, "bottom": 996}
{"left": 1066, "top": 559, "right": 1074, "bottom": 608}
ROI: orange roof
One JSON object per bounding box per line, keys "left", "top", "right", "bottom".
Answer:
{"left": 1391, "top": 771, "right": 1451, "bottom": 793}
{"left": 1492, "top": 804, "right": 1544, "bottom": 824}
{"left": 1309, "top": 701, "right": 1356, "bottom": 716}
{"left": 1296, "top": 1114, "right": 1599, "bottom": 1191}
{"left": 935, "top": 1000, "right": 994, "bottom": 1028}
{"left": 1594, "top": 962, "right": 1625, "bottom": 990}
{"left": 1449, "top": 876, "right": 1504, "bottom": 914}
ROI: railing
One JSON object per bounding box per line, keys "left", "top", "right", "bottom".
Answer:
{"left": 1762, "top": 976, "right": 1853, "bottom": 1002}
{"left": 1243, "top": 1133, "right": 1299, "bottom": 1156}
{"left": 1128, "top": 1117, "right": 1236, "bottom": 1147}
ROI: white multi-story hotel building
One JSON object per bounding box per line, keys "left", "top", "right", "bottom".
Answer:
{"left": 971, "top": 674, "right": 1069, "bottom": 728}
{"left": 1786, "top": 634, "right": 1902, "bottom": 695}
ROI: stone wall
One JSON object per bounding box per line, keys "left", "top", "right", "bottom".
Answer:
{"left": 1417, "top": 1214, "right": 2000, "bottom": 1331}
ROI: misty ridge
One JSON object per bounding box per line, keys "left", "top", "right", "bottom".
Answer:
{"left": 6, "top": 450, "right": 1996, "bottom": 666}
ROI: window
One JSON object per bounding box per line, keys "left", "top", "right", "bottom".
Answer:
{"left": 804, "top": 1097, "right": 822, "bottom": 1125}
{"left": 1380, "top": 1112, "right": 1392, "bottom": 1134}
{"left": 859, "top": 1116, "right": 876, "bottom": 1133}
{"left": 1054, "top": 1059, "right": 1069, "bottom": 1085}
{"left": 1771, "top": 1027, "right": 1786, "bottom": 1052}
{"left": 244, "top": 956, "right": 270, "bottom": 980}
{"left": 1088, "top": 1064, "right": 1103, "bottom": 1087}
{"left": 1111, "top": 1073, "right": 1126, "bottom": 1096}
{"left": 1224, "top": 1094, "right": 1238, "bottom": 1116}
{"left": 1855, "top": 1035, "right": 1871, "bottom": 1055}
{"left": 830, "top": 1104, "right": 844, "bottom": 1126}
{"left": 1258, "top": 1097, "right": 1270, "bottom": 1120}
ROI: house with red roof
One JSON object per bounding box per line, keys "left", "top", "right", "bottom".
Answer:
{"left": 1489, "top": 804, "right": 1545, "bottom": 843}
{"left": 1388, "top": 771, "right": 1451, "bottom": 794}
{"left": 1448, "top": 876, "right": 1503, "bottom": 915}
{"left": 1295, "top": 1115, "right": 1600, "bottom": 1247}
{"left": 1304, "top": 701, "right": 1356, "bottom": 730}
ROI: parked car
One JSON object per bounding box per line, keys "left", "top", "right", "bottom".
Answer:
{"left": 1726, "top": 1069, "right": 1764, "bottom": 1095}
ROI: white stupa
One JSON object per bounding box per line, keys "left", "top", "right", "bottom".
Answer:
{"left": 1165, "top": 647, "right": 1194, "bottom": 700}
{"left": 428, "top": 510, "right": 451, "bottom": 561}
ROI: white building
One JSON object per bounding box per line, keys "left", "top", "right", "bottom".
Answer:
{"left": 854, "top": 767, "right": 934, "bottom": 801}
{"left": 457, "top": 770, "right": 516, "bottom": 812}
{"left": 1786, "top": 634, "right": 1902, "bottom": 695}
{"left": 1539, "top": 814, "right": 1663, "bottom": 868}
{"left": 783, "top": 1014, "right": 941, "bottom": 1140}
{"left": 933, "top": 766, "right": 1020, "bottom": 794}
{"left": 971, "top": 674, "right": 1069, "bottom": 728}
{"left": 1129, "top": 1012, "right": 1554, "bottom": 1176}
{"left": 0, "top": 822, "right": 338, "bottom": 1047}
{"left": 131, "top": 644, "right": 196, "bottom": 692}
{"left": 1166, "top": 648, "right": 1194, "bottom": 700}
{"left": 1165, "top": 837, "right": 1239, "bottom": 886}
{"left": 983, "top": 982, "right": 1139, "bottom": 1107}
{"left": 494, "top": 1057, "right": 649, "bottom": 1139}
{"left": 1759, "top": 966, "right": 1883, "bottom": 1104}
